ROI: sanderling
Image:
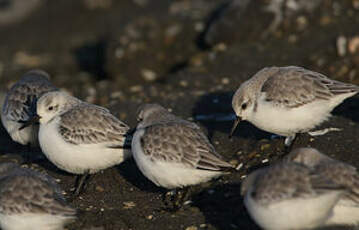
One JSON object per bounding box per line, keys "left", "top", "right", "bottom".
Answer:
{"left": 230, "top": 66, "right": 359, "bottom": 149}
{"left": 241, "top": 161, "right": 346, "bottom": 230}
{"left": 1, "top": 70, "right": 57, "bottom": 147}
{"left": 286, "top": 147, "right": 359, "bottom": 226}
{"left": 20, "top": 91, "right": 131, "bottom": 195}
{"left": 0, "top": 162, "right": 76, "bottom": 230}
{"left": 132, "top": 104, "right": 234, "bottom": 206}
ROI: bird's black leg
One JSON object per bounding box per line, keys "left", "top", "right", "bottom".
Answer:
{"left": 163, "top": 187, "right": 191, "bottom": 211}
{"left": 163, "top": 189, "right": 175, "bottom": 210}
{"left": 174, "top": 187, "right": 191, "bottom": 208}
{"left": 73, "top": 170, "right": 90, "bottom": 197}
{"left": 284, "top": 133, "right": 300, "bottom": 154}
{"left": 23, "top": 144, "right": 33, "bottom": 165}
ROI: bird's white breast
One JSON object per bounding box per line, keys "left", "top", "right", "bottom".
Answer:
{"left": 244, "top": 188, "right": 342, "bottom": 230}
{"left": 132, "top": 128, "right": 223, "bottom": 189}
{"left": 248, "top": 93, "right": 354, "bottom": 136}
{"left": 325, "top": 200, "right": 359, "bottom": 226}
{"left": 0, "top": 213, "right": 74, "bottom": 230}
{"left": 38, "top": 117, "right": 129, "bottom": 174}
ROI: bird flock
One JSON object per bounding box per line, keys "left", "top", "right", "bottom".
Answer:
{"left": 0, "top": 66, "right": 359, "bottom": 230}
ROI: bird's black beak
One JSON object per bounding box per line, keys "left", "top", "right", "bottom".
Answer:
{"left": 229, "top": 116, "right": 241, "bottom": 139}
{"left": 19, "top": 114, "right": 41, "bottom": 131}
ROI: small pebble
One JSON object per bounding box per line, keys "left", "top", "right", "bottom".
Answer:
{"left": 260, "top": 144, "right": 271, "bottom": 151}
{"left": 96, "top": 185, "right": 104, "bottom": 192}
{"left": 296, "top": 16, "right": 308, "bottom": 30}
{"left": 337, "top": 35, "right": 347, "bottom": 57}
{"left": 194, "top": 22, "right": 204, "bottom": 32}
{"left": 348, "top": 36, "right": 359, "bottom": 54}
{"left": 13, "top": 51, "right": 49, "bottom": 67}
{"left": 262, "top": 159, "right": 269, "bottom": 163}
{"left": 288, "top": 34, "right": 297, "bottom": 43}
{"left": 179, "top": 80, "right": 188, "bottom": 87}
{"left": 115, "top": 48, "right": 125, "bottom": 59}
{"left": 214, "top": 43, "right": 227, "bottom": 51}
{"left": 183, "top": 200, "right": 192, "bottom": 206}
{"left": 129, "top": 85, "right": 143, "bottom": 93}
{"left": 165, "top": 24, "right": 182, "bottom": 37}
{"left": 235, "top": 163, "right": 243, "bottom": 170}
{"left": 320, "top": 16, "right": 331, "bottom": 25}
{"left": 141, "top": 69, "right": 157, "bottom": 82}
{"left": 185, "top": 226, "right": 198, "bottom": 230}
{"left": 123, "top": 201, "right": 136, "bottom": 209}
{"left": 111, "top": 91, "right": 124, "bottom": 99}
{"left": 221, "top": 77, "right": 230, "bottom": 85}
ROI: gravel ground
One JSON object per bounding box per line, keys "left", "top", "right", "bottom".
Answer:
{"left": 1, "top": 0, "right": 359, "bottom": 229}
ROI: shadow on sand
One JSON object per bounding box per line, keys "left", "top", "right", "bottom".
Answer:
{"left": 191, "top": 90, "right": 273, "bottom": 142}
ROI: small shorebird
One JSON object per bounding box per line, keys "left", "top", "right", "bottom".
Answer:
{"left": 132, "top": 104, "right": 235, "bottom": 208}
{"left": 230, "top": 66, "right": 359, "bottom": 150}
{"left": 20, "top": 91, "right": 132, "bottom": 196}
{"left": 0, "top": 162, "right": 76, "bottom": 230}
{"left": 241, "top": 160, "right": 346, "bottom": 230}
{"left": 1, "top": 70, "right": 57, "bottom": 147}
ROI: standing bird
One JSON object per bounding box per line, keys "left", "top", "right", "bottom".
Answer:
{"left": 0, "top": 162, "right": 76, "bottom": 230}
{"left": 241, "top": 161, "right": 347, "bottom": 230}
{"left": 20, "top": 91, "right": 131, "bottom": 196}
{"left": 230, "top": 66, "right": 359, "bottom": 150}
{"left": 1, "top": 70, "right": 57, "bottom": 148}
{"left": 286, "top": 147, "right": 359, "bottom": 226}
{"left": 132, "top": 104, "right": 234, "bottom": 207}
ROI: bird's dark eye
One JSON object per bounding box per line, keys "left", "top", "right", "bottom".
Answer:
{"left": 241, "top": 103, "right": 247, "bottom": 110}
{"left": 48, "top": 106, "right": 54, "bottom": 111}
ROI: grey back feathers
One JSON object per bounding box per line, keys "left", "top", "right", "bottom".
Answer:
{"left": 2, "top": 70, "right": 57, "bottom": 123}
{"left": 243, "top": 161, "right": 346, "bottom": 206}
{"left": 260, "top": 66, "right": 359, "bottom": 108}
{"left": 59, "top": 103, "right": 130, "bottom": 145}
{"left": 0, "top": 163, "right": 76, "bottom": 217}
{"left": 137, "top": 104, "right": 233, "bottom": 171}
{"left": 286, "top": 148, "right": 359, "bottom": 204}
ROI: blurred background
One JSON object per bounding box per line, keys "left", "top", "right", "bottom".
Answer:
{"left": 1, "top": 0, "right": 358, "bottom": 110}
{"left": 0, "top": 0, "right": 359, "bottom": 229}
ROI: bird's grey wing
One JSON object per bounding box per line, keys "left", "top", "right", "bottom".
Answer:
{"left": 2, "top": 80, "right": 57, "bottom": 122}
{"left": 0, "top": 175, "right": 76, "bottom": 217}
{"left": 253, "top": 163, "right": 345, "bottom": 205}
{"left": 261, "top": 66, "right": 359, "bottom": 108}
{"left": 59, "top": 104, "right": 130, "bottom": 146}
{"left": 140, "top": 123, "right": 233, "bottom": 171}
{"left": 314, "top": 161, "right": 359, "bottom": 203}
